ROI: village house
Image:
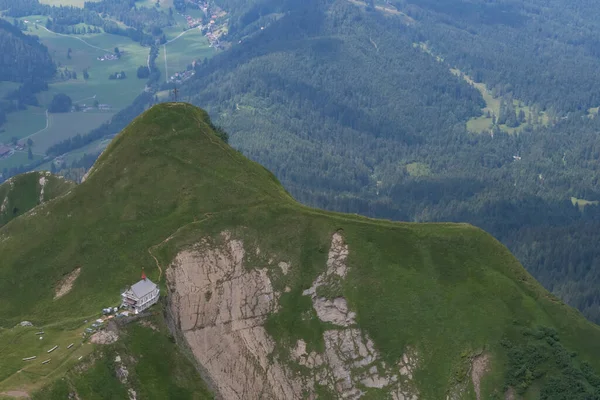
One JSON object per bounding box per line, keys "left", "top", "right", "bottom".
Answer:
{"left": 120, "top": 271, "right": 159, "bottom": 314}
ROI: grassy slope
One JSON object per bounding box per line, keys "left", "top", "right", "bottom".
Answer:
{"left": 0, "top": 104, "right": 600, "bottom": 397}
{"left": 29, "top": 310, "right": 213, "bottom": 400}
{"left": 0, "top": 171, "right": 75, "bottom": 226}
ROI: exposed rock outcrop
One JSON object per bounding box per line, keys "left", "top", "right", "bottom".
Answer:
{"left": 54, "top": 267, "right": 81, "bottom": 299}
{"left": 167, "top": 231, "right": 419, "bottom": 399}
{"left": 89, "top": 330, "right": 118, "bottom": 344}
{"left": 471, "top": 353, "right": 490, "bottom": 400}
{"left": 167, "top": 232, "right": 303, "bottom": 399}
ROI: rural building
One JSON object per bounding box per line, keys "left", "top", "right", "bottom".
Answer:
{"left": 120, "top": 271, "right": 159, "bottom": 314}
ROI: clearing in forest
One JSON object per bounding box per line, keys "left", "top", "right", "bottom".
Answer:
{"left": 450, "top": 68, "right": 549, "bottom": 134}
{"left": 571, "top": 197, "right": 599, "bottom": 210}
{"left": 413, "top": 41, "right": 549, "bottom": 135}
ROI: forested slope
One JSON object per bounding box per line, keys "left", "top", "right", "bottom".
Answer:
{"left": 0, "top": 20, "right": 55, "bottom": 84}
{"left": 0, "top": 19, "right": 55, "bottom": 125}
{"left": 181, "top": 0, "right": 600, "bottom": 323}
{"left": 401, "top": 0, "right": 600, "bottom": 112}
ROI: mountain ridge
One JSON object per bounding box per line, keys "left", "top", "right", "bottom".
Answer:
{"left": 1, "top": 103, "right": 600, "bottom": 398}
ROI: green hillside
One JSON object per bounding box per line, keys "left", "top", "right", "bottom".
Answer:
{"left": 1, "top": 104, "right": 600, "bottom": 398}
{"left": 0, "top": 171, "right": 75, "bottom": 226}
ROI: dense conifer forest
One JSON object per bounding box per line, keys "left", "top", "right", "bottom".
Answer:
{"left": 180, "top": 0, "right": 600, "bottom": 322}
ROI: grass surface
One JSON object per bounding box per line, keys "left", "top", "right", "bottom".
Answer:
{"left": 1, "top": 104, "right": 600, "bottom": 398}
{"left": 22, "top": 20, "right": 152, "bottom": 111}
{"left": 0, "top": 320, "right": 94, "bottom": 395}
{"left": 0, "top": 152, "right": 44, "bottom": 171}
{"left": 571, "top": 197, "right": 599, "bottom": 210}
{"left": 29, "top": 112, "right": 114, "bottom": 154}
{"left": 38, "top": 0, "right": 100, "bottom": 6}
{"left": 1, "top": 108, "right": 47, "bottom": 143}
{"left": 405, "top": 162, "right": 431, "bottom": 177}
{"left": 0, "top": 171, "right": 75, "bottom": 226}
{"left": 29, "top": 311, "right": 213, "bottom": 400}
{"left": 164, "top": 28, "right": 214, "bottom": 77}
{"left": 0, "top": 21, "right": 153, "bottom": 162}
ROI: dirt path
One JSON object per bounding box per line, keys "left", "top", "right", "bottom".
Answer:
{"left": 39, "top": 26, "right": 110, "bottom": 53}
{"left": 147, "top": 216, "right": 212, "bottom": 281}
{"left": 22, "top": 110, "right": 49, "bottom": 142}
{"left": 166, "top": 29, "right": 192, "bottom": 45}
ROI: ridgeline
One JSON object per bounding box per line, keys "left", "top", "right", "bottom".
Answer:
{"left": 0, "top": 104, "right": 599, "bottom": 399}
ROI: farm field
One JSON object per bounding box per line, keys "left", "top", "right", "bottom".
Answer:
{"left": 164, "top": 28, "right": 214, "bottom": 79}
{"left": 24, "top": 21, "right": 153, "bottom": 97}
{"left": 39, "top": 0, "right": 100, "bottom": 6}
{"left": 1, "top": 9, "right": 218, "bottom": 171}
{"left": 0, "top": 108, "right": 47, "bottom": 144}
{"left": 29, "top": 111, "right": 114, "bottom": 154}
{"left": 0, "top": 21, "right": 149, "bottom": 168}
{"left": 0, "top": 152, "right": 44, "bottom": 172}
{"left": 135, "top": 0, "right": 160, "bottom": 8}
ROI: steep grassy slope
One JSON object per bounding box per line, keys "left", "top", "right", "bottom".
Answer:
{"left": 1, "top": 104, "right": 600, "bottom": 398}
{"left": 0, "top": 171, "right": 75, "bottom": 226}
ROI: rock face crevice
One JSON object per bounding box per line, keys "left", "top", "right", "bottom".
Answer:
{"left": 166, "top": 231, "right": 419, "bottom": 399}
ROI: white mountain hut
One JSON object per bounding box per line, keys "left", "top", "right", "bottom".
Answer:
{"left": 120, "top": 270, "right": 159, "bottom": 314}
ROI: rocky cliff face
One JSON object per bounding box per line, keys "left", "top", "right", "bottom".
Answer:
{"left": 166, "top": 231, "right": 421, "bottom": 399}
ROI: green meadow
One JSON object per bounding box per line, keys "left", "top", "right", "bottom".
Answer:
{"left": 0, "top": 322, "right": 95, "bottom": 395}
{"left": 1, "top": 107, "right": 47, "bottom": 142}
{"left": 0, "top": 21, "right": 150, "bottom": 167}
{"left": 0, "top": 152, "right": 45, "bottom": 172}
{"left": 571, "top": 197, "right": 599, "bottom": 210}
{"left": 164, "top": 28, "right": 214, "bottom": 78}
{"left": 38, "top": 0, "right": 100, "bottom": 7}
{"left": 30, "top": 112, "right": 115, "bottom": 154}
